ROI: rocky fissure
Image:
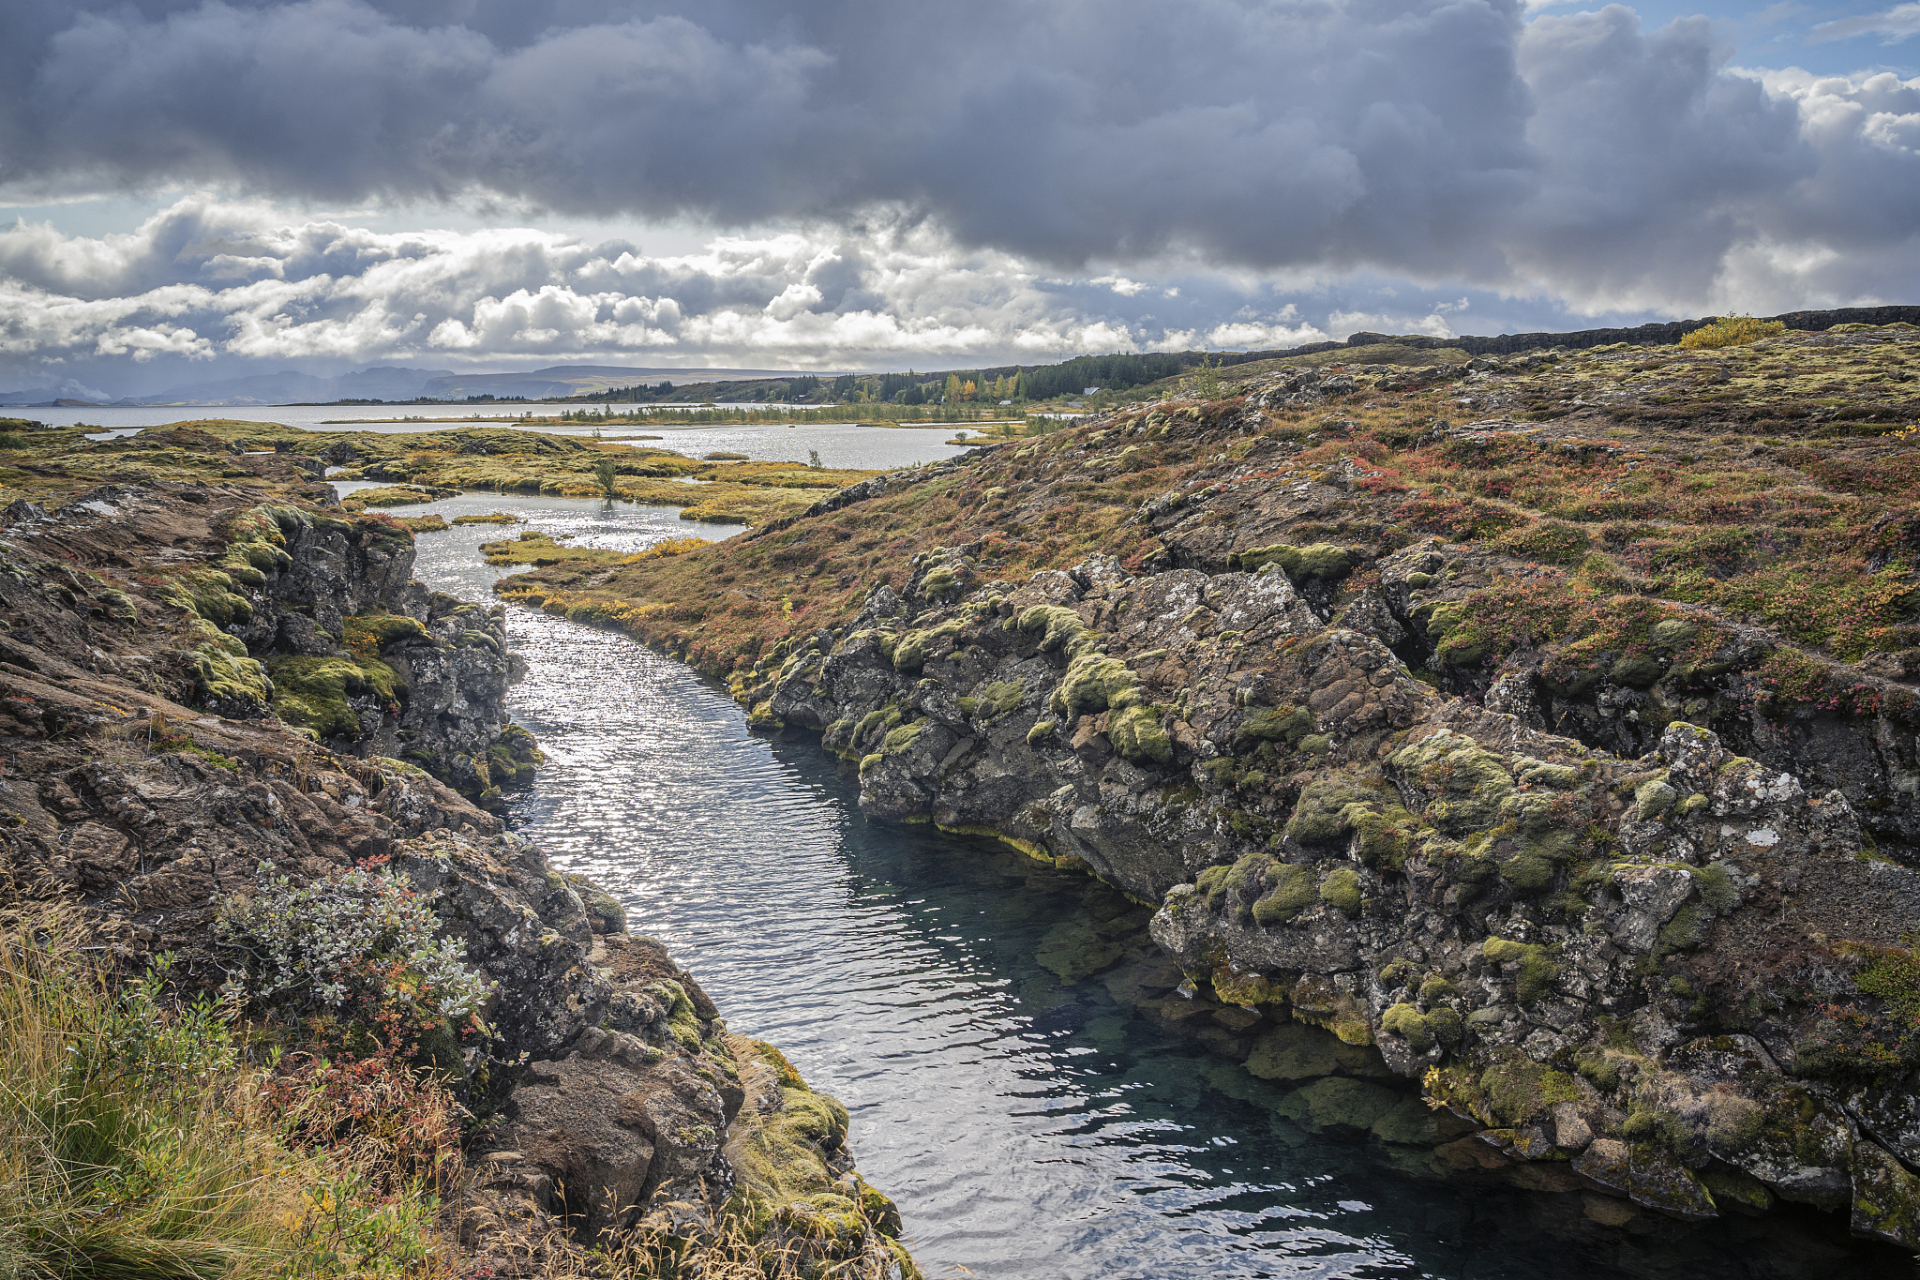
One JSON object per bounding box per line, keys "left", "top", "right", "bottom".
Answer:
{"left": 0, "top": 476, "right": 913, "bottom": 1275}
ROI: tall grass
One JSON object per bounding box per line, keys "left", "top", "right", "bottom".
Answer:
{"left": 0, "top": 917, "right": 454, "bottom": 1280}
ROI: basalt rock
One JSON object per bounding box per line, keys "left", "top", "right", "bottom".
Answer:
{"left": 726, "top": 530, "right": 1920, "bottom": 1251}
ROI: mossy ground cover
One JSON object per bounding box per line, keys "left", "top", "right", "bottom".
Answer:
{"left": 491, "top": 326, "right": 1920, "bottom": 700}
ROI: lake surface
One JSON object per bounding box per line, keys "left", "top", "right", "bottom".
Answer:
{"left": 380, "top": 486, "right": 1901, "bottom": 1280}
{"left": 19, "top": 402, "right": 981, "bottom": 471}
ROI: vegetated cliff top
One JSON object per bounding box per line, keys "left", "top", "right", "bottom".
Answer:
{"left": 513, "top": 322, "right": 1920, "bottom": 728}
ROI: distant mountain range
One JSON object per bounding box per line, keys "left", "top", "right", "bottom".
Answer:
{"left": 0, "top": 364, "right": 835, "bottom": 407}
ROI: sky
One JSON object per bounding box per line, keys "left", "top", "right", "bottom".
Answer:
{"left": 0, "top": 0, "right": 1916, "bottom": 398}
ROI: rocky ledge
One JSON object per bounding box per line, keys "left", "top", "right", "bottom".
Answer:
{"left": 728, "top": 537, "right": 1920, "bottom": 1252}
{"left": 0, "top": 478, "right": 911, "bottom": 1274}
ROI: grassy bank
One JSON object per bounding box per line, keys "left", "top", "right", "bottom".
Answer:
{"left": 0, "top": 916, "right": 459, "bottom": 1280}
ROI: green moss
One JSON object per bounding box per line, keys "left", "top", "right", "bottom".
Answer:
{"left": 1026, "top": 718, "right": 1057, "bottom": 745}
{"left": 1381, "top": 1002, "right": 1433, "bottom": 1052}
{"left": 1346, "top": 802, "right": 1421, "bottom": 868}
{"left": 881, "top": 721, "right": 928, "bottom": 755}
{"left": 1017, "top": 604, "right": 1098, "bottom": 658}
{"left": 648, "top": 980, "right": 705, "bottom": 1053}
{"left": 1611, "top": 653, "right": 1662, "bottom": 688}
{"left": 1419, "top": 974, "right": 1457, "bottom": 1003}
{"left": 341, "top": 612, "right": 429, "bottom": 661}
{"left": 265, "top": 654, "right": 404, "bottom": 739}
{"left": 1574, "top": 1045, "right": 1622, "bottom": 1092}
{"left": 1389, "top": 732, "right": 1514, "bottom": 834}
{"left": 1649, "top": 618, "right": 1698, "bottom": 649}
{"left": 1109, "top": 704, "right": 1172, "bottom": 764}
{"left": 170, "top": 568, "right": 253, "bottom": 627}
{"left": 1283, "top": 779, "right": 1384, "bottom": 847}
{"left": 969, "top": 681, "right": 1026, "bottom": 720}
{"left": 1230, "top": 541, "right": 1353, "bottom": 581}
{"left": 1657, "top": 902, "right": 1712, "bottom": 953}
{"left": 1480, "top": 1050, "right": 1582, "bottom": 1125}
{"left": 343, "top": 483, "right": 445, "bottom": 507}
{"left": 1482, "top": 937, "right": 1560, "bottom": 1006}
{"left": 1623, "top": 1105, "right": 1694, "bottom": 1159}
{"left": 1252, "top": 863, "right": 1318, "bottom": 925}
{"left": 1856, "top": 946, "right": 1920, "bottom": 1025}
{"left": 150, "top": 733, "right": 241, "bottom": 772}
{"left": 892, "top": 621, "right": 962, "bottom": 673}
{"left": 1235, "top": 703, "right": 1313, "bottom": 746}
{"left": 1499, "top": 828, "right": 1582, "bottom": 893}
{"left": 90, "top": 587, "right": 139, "bottom": 626}
{"left": 1633, "top": 776, "right": 1678, "bottom": 820}
{"left": 1319, "top": 866, "right": 1362, "bottom": 916}
{"left": 1427, "top": 1006, "right": 1463, "bottom": 1048}
{"left": 1052, "top": 653, "right": 1139, "bottom": 716}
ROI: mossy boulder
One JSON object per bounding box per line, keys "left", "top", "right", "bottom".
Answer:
{"left": 1230, "top": 542, "right": 1354, "bottom": 582}
{"left": 1479, "top": 1048, "right": 1582, "bottom": 1126}
{"left": 267, "top": 654, "right": 404, "bottom": 739}
{"left": 1482, "top": 937, "right": 1559, "bottom": 1005}
{"left": 1052, "top": 653, "right": 1139, "bottom": 716}
{"left": 1109, "top": 703, "right": 1172, "bottom": 764}
{"left": 1252, "top": 863, "right": 1319, "bottom": 926}
{"left": 1389, "top": 732, "right": 1514, "bottom": 835}
{"left": 1235, "top": 703, "right": 1313, "bottom": 747}
{"left": 1017, "top": 604, "right": 1098, "bottom": 658}
{"left": 1319, "top": 866, "right": 1362, "bottom": 916}
{"left": 1282, "top": 778, "right": 1384, "bottom": 846}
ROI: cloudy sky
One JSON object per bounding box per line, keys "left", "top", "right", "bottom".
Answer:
{"left": 1, "top": 0, "right": 1916, "bottom": 397}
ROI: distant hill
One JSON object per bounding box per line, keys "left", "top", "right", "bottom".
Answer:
{"left": 122, "top": 366, "right": 455, "bottom": 406}
{"left": 0, "top": 377, "right": 112, "bottom": 406}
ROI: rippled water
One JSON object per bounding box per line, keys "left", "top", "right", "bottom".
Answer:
{"left": 386, "top": 489, "right": 1899, "bottom": 1280}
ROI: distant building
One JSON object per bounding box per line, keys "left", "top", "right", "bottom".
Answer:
{"left": 999, "top": 399, "right": 1012, "bottom": 405}
{"left": 1068, "top": 401, "right": 1085, "bottom": 408}
{"left": 1083, "top": 386, "right": 1100, "bottom": 394}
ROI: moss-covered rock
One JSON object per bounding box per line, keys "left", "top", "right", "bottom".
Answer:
{"left": 1109, "top": 703, "right": 1172, "bottom": 764}
{"left": 1253, "top": 862, "right": 1319, "bottom": 925}
{"left": 266, "top": 654, "right": 404, "bottom": 739}
{"left": 1230, "top": 542, "right": 1354, "bottom": 582}
{"left": 1052, "top": 653, "right": 1139, "bottom": 716}
{"left": 1482, "top": 937, "right": 1559, "bottom": 1005}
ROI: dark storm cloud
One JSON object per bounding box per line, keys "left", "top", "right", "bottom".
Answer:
{"left": 1, "top": 0, "right": 1917, "bottom": 310}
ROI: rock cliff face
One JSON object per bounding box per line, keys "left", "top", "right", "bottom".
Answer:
{"left": 702, "top": 403, "right": 1920, "bottom": 1251}
{"left": 0, "top": 478, "right": 912, "bottom": 1274}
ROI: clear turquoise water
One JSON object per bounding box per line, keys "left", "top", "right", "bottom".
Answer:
{"left": 391, "top": 489, "right": 1901, "bottom": 1280}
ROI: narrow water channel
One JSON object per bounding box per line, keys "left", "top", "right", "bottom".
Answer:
{"left": 376, "top": 486, "right": 1896, "bottom": 1280}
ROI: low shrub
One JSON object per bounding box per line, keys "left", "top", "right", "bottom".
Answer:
{"left": 1679, "top": 316, "right": 1787, "bottom": 350}
{"left": 216, "top": 862, "right": 490, "bottom": 1062}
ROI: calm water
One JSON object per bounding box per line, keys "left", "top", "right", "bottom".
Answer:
{"left": 23, "top": 402, "right": 976, "bottom": 471}
{"left": 382, "top": 488, "right": 1899, "bottom": 1280}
